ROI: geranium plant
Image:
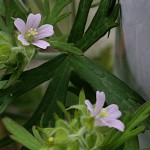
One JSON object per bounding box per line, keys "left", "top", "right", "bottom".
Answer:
{"left": 0, "top": 0, "right": 149, "bottom": 150}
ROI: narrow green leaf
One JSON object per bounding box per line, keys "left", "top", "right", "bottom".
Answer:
{"left": 21, "top": 56, "right": 71, "bottom": 129}
{"left": 69, "top": 55, "right": 146, "bottom": 113}
{"left": 76, "top": 0, "right": 120, "bottom": 52}
{"left": 51, "top": 0, "right": 72, "bottom": 17}
{"left": 0, "top": 0, "right": 5, "bottom": 16}
{"left": 108, "top": 126, "right": 145, "bottom": 150}
{"left": 68, "top": 0, "right": 93, "bottom": 43}
{"left": 40, "top": 58, "right": 71, "bottom": 127}
{"left": 50, "top": 41, "right": 83, "bottom": 55}
{"left": 32, "top": 126, "right": 44, "bottom": 144}
{"left": 55, "top": 12, "right": 71, "bottom": 24}
{"left": 57, "top": 101, "right": 71, "bottom": 121}
{"left": 79, "top": 89, "right": 86, "bottom": 105}
{"left": 126, "top": 101, "right": 150, "bottom": 131}
{"left": 44, "top": 0, "right": 50, "bottom": 16}
{"left": 0, "top": 17, "right": 8, "bottom": 33}
{"left": 123, "top": 136, "right": 140, "bottom": 150}
{"left": 0, "top": 54, "right": 67, "bottom": 114}
{"left": 0, "top": 54, "right": 68, "bottom": 147}
{"left": 2, "top": 117, "right": 43, "bottom": 150}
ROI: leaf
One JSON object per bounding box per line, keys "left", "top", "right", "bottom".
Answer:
{"left": 22, "top": 56, "right": 71, "bottom": 129}
{"left": 79, "top": 89, "right": 86, "bottom": 105}
{"left": 44, "top": 0, "right": 50, "bottom": 16}
{"left": 0, "top": 54, "right": 67, "bottom": 114}
{"left": 69, "top": 55, "right": 146, "bottom": 112}
{"left": 0, "top": 0, "right": 5, "bottom": 16}
{"left": 51, "top": 0, "right": 72, "bottom": 17}
{"left": 38, "top": 57, "right": 71, "bottom": 127}
{"left": 0, "top": 54, "right": 70, "bottom": 147}
{"left": 55, "top": 12, "right": 71, "bottom": 24}
{"left": 68, "top": 0, "right": 93, "bottom": 43}
{"left": 57, "top": 101, "right": 71, "bottom": 121}
{"left": 67, "top": 105, "right": 88, "bottom": 115}
{"left": 47, "top": 0, "right": 72, "bottom": 25}
{"left": 107, "top": 126, "right": 145, "bottom": 150}
{"left": 123, "top": 136, "right": 140, "bottom": 150}
{"left": 32, "top": 126, "right": 44, "bottom": 144}
{"left": 2, "top": 117, "right": 43, "bottom": 150}
{"left": 126, "top": 101, "right": 150, "bottom": 131}
{"left": 76, "top": 0, "right": 120, "bottom": 52}
{"left": 0, "top": 17, "right": 8, "bottom": 34}
{"left": 50, "top": 41, "right": 83, "bottom": 55}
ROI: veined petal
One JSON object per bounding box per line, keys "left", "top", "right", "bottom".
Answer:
{"left": 105, "top": 104, "right": 121, "bottom": 119}
{"left": 99, "top": 118, "right": 125, "bottom": 132}
{"left": 95, "top": 118, "right": 107, "bottom": 127}
{"left": 85, "top": 100, "right": 94, "bottom": 115}
{"left": 26, "top": 13, "right": 41, "bottom": 30}
{"left": 94, "top": 91, "right": 105, "bottom": 116}
{"left": 36, "top": 24, "right": 54, "bottom": 40}
{"left": 18, "top": 34, "right": 30, "bottom": 46}
{"left": 14, "top": 18, "right": 26, "bottom": 34}
{"left": 32, "top": 40, "right": 50, "bottom": 49}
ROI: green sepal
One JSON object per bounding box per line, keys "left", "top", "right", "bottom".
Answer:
{"left": 67, "top": 105, "right": 88, "bottom": 116}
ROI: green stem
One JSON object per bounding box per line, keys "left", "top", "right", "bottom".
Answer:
{"left": 79, "top": 136, "right": 90, "bottom": 150}
{"left": 33, "top": 52, "right": 61, "bottom": 60}
{"left": 78, "top": 127, "right": 90, "bottom": 150}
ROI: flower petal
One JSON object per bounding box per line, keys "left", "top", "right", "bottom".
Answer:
{"left": 105, "top": 104, "right": 121, "bottom": 119}
{"left": 18, "top": 34, "right": 30, "bottom": 46}
{"left": 94, "top": 91, "right": 105, "bottom": 116}
{"left": 85, "top": 100, "right": 94, "bottom": 114}
{"left": 14, "top": 18, "right": 26, "bottom": 34}
{"left": 26, "top": 13, "right": 41, "bottom": 30}
{"left": 95, "top": 118, "right": 125, "bottom": 132}
{"left": 36, "top": 24, "right": 54, "bottom": 40}
{"left": 32, "top": 40, "right": 50, "bottom": 49}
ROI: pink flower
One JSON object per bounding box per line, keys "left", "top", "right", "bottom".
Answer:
{"left": 14, "top": 13, "right": 54, "bottom": 49}
{"left": 85, "top": 91, "right": 125, "bottom": 132}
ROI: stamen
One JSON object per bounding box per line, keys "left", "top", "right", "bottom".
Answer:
{"left": 28, "top": 28, "right": 38, "bottom": 37}
{"left": 99, "top": 108, "right": 109, "bottom": 117}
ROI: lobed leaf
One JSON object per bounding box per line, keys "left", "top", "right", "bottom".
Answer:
{"left": 2, "top": 117, "right": 43, "bottom": 150}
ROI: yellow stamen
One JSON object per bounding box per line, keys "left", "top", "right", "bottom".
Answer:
{"left": 99, "top": 108, "right": 109, "bottom": 117}
{"left": 28, "top": 28, "right": 38, "bottom": 37}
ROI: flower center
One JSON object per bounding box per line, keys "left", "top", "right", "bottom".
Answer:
{"left": 25, "top": 28, "right": 38, "bottom": 43}
{"left": 28, "top": 28, "right": 38, "bottom": 36}
{"left": 99, "top": 108, "right": 109, "bottom": 118}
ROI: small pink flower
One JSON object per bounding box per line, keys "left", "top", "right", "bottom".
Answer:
{"left": 14, "top": 13, "right": 54, "bottom": 49}
{"left": 85, "top": 91, "right": 125, "bottom": 132}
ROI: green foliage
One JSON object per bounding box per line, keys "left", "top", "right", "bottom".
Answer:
{"left": 68, "top": 0, "right": 93, "bottom": 43}
{"left": 123, "top": 136, "right": 140, "bottom": 150}
{"left": 2, "top": 100, "right": 150, "bottom": 150}
{"left": 44, "top": 0, "right": 72, "bottom": 25}
{"left": 2, "top": 117, "right": 44, "bottom": 150}
{"left": 0, "top": 0, "right": 149, "bottom": 149}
